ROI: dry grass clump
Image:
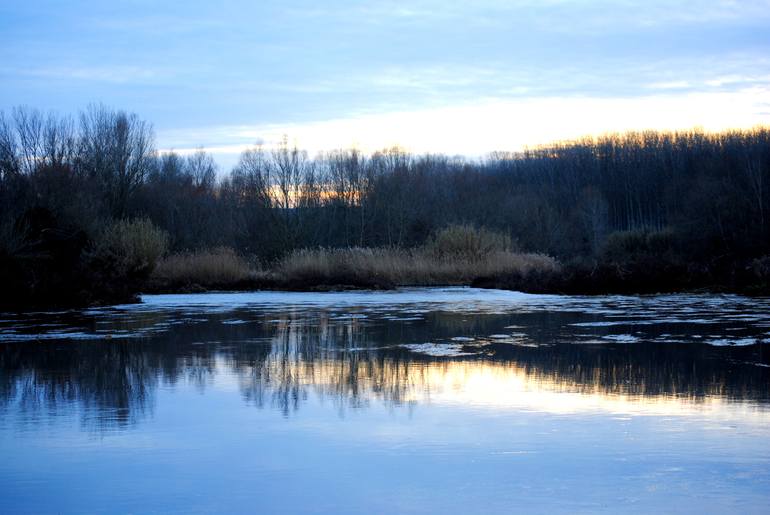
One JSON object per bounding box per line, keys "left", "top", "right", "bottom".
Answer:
{"left": 153, "top": 247, "right": 255, "bottom": 286}
{"left": 278, "top": 246, "right": 558, "bottom": 286}
{"left": 278, "top": 247, "right": 407, "bottom": 286}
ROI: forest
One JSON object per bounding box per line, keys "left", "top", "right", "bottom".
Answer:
{"left": 1, "top": 104, "right": 769, "bottom": 307}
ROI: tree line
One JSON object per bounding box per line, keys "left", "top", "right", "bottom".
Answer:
{"left": 1, "top": 104, "right": 769, "bottom": 305}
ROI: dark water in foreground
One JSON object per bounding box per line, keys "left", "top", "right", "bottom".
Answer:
{"left": 1, "top": 288, "right": 769, "bottom": 514}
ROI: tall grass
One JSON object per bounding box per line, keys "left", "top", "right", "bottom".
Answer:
{"left": 153, "top": 247, "right": 255, "bottom": 286}
{"left": 150, "top": 226, "right": 559, "bottom": 290}
{"left": 278, "top": 247, "right": 558, "bottom": 286}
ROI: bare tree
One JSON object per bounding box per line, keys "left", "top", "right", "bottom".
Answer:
{"left": 78, "top": 104, "right": 155, "bottom": 216}
{"left": 0, "top": 111, "right": 20, "bottom": 179}
{"left": 186, "top": 148, "right": 217, "bottom": 190}
{"left": 232, "top": 143, "right": 272, "bottom": 207}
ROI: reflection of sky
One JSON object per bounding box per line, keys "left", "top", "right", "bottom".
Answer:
{"left": 2, "top": 1, "right": 769, "bottom": 168}
{"left": 397, "top": 361, "right": 770, "bottom": 421}
{"left": 222, "top": 353, "right": 770, "bottom": 423}
{"left": 3, "top": 352, "right": 770, "bottom": 514}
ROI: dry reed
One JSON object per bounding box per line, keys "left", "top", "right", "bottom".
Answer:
{"left": 153, "top": 247, "right": 254, "bottom": 286}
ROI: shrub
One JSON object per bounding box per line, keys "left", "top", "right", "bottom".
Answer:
{"left": 426, "top": 224, "right": 513, "bottom": 261}
{"left": 90, "top": 218, "right": 169, "bottom": 278}
{"left": 153, "top": 247, "right": 254, "bottom": 286}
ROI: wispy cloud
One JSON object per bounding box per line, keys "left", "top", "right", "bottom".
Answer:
{"left": 349, "top": 0, "right": 770, "bottom": 32}
{"left": 8, "top": 65, "right": 166, "bottom": 84}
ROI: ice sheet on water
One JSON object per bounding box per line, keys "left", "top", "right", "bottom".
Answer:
{"left": 121, "top": 288, "right": 553, "bottom": 317}
{"left": 5, "top": 287, "right": 770, "bottom": 346}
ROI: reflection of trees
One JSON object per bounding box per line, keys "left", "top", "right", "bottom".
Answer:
{"left": 0, "top": 333, "right": 218, "bottom": 431}
{"left": 485, "top": 342, "right": 770, "bottom": 400}
{"left": 229, "top": 310, "right": 770, "bottom": 415}
{"left": 1, "top": 308, "right": 769, "bottom": 429}
{"left": 1, "top": 342, "right": 159, "bottom": 430}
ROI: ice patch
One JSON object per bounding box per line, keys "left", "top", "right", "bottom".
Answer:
{"left": 401, "top": 343, "right": 475, "bottom": 357}
{"left": 728, "top": 359, "right": 770, "bottom": 368}
{"left": 706, "top": 338, "right": 758, "bottom": 347}
{"left": 571, "top": 339, "right": 614, "bottom": 345}
{"left": 601, "top": 334, "right": 640, "bottom": 343}
{"left": 0, "top": 331, "right": 138, "bottom": 342}
{"left": 571, "top": 321, "right": 634, "bottom": 327}
{"left": 329, "top": 314, "right": 368, "bottom": 320}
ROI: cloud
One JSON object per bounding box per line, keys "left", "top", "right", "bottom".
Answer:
{"left": 10, "top": 65, "right": 165, "bottom": 84}
{"left": 350, "top": 0, "right": 770, "bottom": 32}
{"left": 646, "top": 81, "right": 692, "bottom": 90}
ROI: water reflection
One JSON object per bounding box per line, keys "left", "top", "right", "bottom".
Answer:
{"left": 2, "top": 290, "right": 769, "bottom": 430}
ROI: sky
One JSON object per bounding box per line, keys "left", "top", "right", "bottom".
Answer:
{"left": 1, "top": 0, "right": 769, "bottom": 170}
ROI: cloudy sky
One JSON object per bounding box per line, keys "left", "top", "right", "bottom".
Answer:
{"left": 2, "top": 0, "right": 769, "bottom": 168}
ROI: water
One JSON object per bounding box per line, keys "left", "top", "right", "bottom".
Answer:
{"left": 1, "top": 288, "right": 769, "bottom": 514}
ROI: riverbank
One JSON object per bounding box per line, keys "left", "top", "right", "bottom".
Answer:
{"left": 145, "top": 249, "right": 770, "bottom": 297}
{"left": 4, "top": 244, "right": 769, "bottom": 312}
{"left": 145, "top": 246, "right": 560, "bottom": 294}
{"left": 472, "top": 259, "right": 770, "bottom": 296}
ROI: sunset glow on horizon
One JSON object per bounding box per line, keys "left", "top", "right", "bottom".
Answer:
{"left": 159, "top": 87, "right": 770, "bottom": 164}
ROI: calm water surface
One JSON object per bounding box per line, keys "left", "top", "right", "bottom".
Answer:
{"left": 1, "top": 288, "right": 769, "bottom": 514}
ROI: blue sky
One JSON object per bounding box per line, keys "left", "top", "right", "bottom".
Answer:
{"left": 2, "top": 0, "right": 769, "bottom": 168}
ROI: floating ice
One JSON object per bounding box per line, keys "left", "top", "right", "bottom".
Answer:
{"left": 401, "top": 342, "right": 476, "bottom": 357}
{"left": 706, "top": 338, "right": 758, "bottom": 347}
{"left": 601, "top": 334, "right": 640, "bottom": 343}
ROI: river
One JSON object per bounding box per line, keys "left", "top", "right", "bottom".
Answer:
{"left": 1, "top": 288, "right": 769, "bottom": 514}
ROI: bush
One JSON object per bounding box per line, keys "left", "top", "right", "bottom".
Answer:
{"left": 90, "top": 218, "right": 169, "bottom": 279}
{"left": 426, "top": 224, "right": 513, "bottom": 261}
{"left": 153, "top": 247, "right": 254, "bottom": 287}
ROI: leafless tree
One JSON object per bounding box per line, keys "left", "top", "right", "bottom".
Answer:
{"left": 78, "top": 104, "right": 155, "bottom": 216}
{"left": 186, "top": 148, "right": 217, "bottom": 190}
